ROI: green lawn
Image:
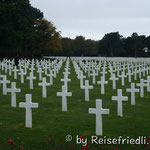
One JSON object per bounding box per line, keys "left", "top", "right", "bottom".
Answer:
{"left": 0, "top": 62, "right": 150, "bottom": 150}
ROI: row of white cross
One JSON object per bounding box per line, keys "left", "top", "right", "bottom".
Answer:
{"left": 72, "top": 59, "right": 150, "bottom": 135}
{"left": 0, "top": 59, "right": 63, "bottom": 128}
{"left": 0, "top": 58, "right": 150, "bottom": 136}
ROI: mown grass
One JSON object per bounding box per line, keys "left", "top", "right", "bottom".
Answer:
{"left": 0, "top": 61, "right": 150, "bottom": 150}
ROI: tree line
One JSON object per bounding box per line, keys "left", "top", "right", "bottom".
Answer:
{"left": 61, "top": 33, "right": 150, "bottom": 57}
{"left": 0, "top": 0, "right": 150, "bottom": 58}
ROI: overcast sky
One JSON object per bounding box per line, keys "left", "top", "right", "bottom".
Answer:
{"left": 30, "top": 0, "right": 150, "bottom": 40}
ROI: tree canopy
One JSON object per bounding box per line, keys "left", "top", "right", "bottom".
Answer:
{"left": 0, "top": 0, "right": 61, "bottom": 58}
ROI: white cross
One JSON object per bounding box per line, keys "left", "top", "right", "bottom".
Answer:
{"left": 144, "top": 76, "right": 150, "bottom": 92}
{"left": 61, "top": 73, "right": 71, "bottom": 90}
{"left": 24, "top": 63, "right": 28, "bottom": 74}
{"left": 112, "top": 89, "right": 128, "bottom": 117}
{"left": 81, "top": 80, "right": 93, "bottom": 101}
{"left": 0, "top": 74, "right": 4, "bottom": 87}
{"left": 63, "top": 68, "right": 70, "bottom": 75}
{"left": 5, "top": 63, "right": 8, "bottom": 73}
{"left": 109, "top": 67, "right": 115, "bottom": 77}
{"left": 100, "top": 68, "right": 107, "bottom": 79}
{"left": 26, "top": 72, "right": 36, "bottom": 89}
{"left": 37, "top": 68, "right": 44, "bottom": 81}
{"left": 109, "top": 74, "right": 119, "bottom": 89}
{"left": 18, "top": 69, "right": 26, "bottom": 83}
{"left": 78, "top": 71, "right": 86, "bottom": 89}
{"left": 44, "top": 64, "right": 48, "bottom": 75}
{"left": 88, "top": 66, "right": 91, "bottom": 77}
{"left": 91, "top": 70, "right": 98, "bottom": 84}
{"left": 126, "top": 83, "right": 139, "bottom": 105}
{"left": 142, "top": 67, "right": 146, "bottom": 76}
{"left": 12, "top": 66, "right": 19, "bottom": 79}
{"left": 0, "top": 75, "right": 10, "bottom": 95}
{"left": 38, "top": 77, "right": 51, "bottom": 98}
{"left": 138, "top": 69, "right": 142, "bottom": 78}
{"left": 116, "top": 66, "right": 121, "bottom": 77}
{"left": 8, "top": 64, "right": 12, "bottom": 76}
{"left": 53, "top": 67, "right": 57, "bottom": 78}
{"left": 89, "top": 99, "right": 110, "bottom": 136}
{"left": 7, "top": 82, "right": 21, "bottom": 107}
{"left": 57, "top": 85, "right": 72, "bottom": 112}
{"left": 136, "top": 79, "right": 147, "bottom": 97}
{"left": 133, "top": 69, "right": 138, "bottom": 80}
{"left": 119, "top": 72, "right": 127, "bottom": 86}
{"left": 126, "top": 70, "right": 133, "bottom": 83}
{"left": 19, "top": 94, "right": 38, "bottom": 128}
{"left": 97, "top": 76, "right": 108, "bottom": 94}
{"left": 29, "top": 65, "right": 35, "bottom": 74}
{"left": 47, "top": 70, "right": 55, "bottom": 85}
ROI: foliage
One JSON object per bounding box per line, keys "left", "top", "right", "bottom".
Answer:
{"left": 61, "top": 32, "right": 150, "bottom": 57}
{"left": 61, "top": 36, "right": 98, "bottom": 56}
{"left": 32, "top": 19, "right": 62, "bottom": 57}
{"left": 0, "top": 0, "right": 62, "bottom": 58}
{"left": 0, "top": 0, "right": 43, "bottom": 58}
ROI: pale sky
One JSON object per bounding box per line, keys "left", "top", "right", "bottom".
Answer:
{"left": 30, "top": 0, "right": 150, "bottom": 40}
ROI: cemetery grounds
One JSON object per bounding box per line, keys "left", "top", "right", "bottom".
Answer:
{"left": 0, "top": 57, "right": 150, "bottom": 150}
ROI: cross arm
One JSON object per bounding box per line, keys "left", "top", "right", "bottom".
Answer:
{"left": 89, "top": 108, "right": 96, "bottom": 114}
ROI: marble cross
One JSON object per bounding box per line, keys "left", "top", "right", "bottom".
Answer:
{"left": 136, "top": 79, "right": 147, "bottom": 97}
{"left": 126, "top": 83, "right": 139, "bottom": 105}
{"left": 126, "top": 70, "right": 133, "bottom": 82}
{"left": 38, "top": 77, "right": 51, "bottom": 98}
{"left": 89, "top": 99, "right": 110, "bottom": 136}
{"left": 0, "top": 75, "right": 10, "bottom": 95}
{"left": 88, "top": 66, "right": 91, "bottom": 77}
{"left": 81, "top": 80, "right": 93, "bottom": 101}
{"left": 47, "top": 70, "right": 55, "bottom": 85}
{"left": 0, "top": 74, "right": 4, "bottom": 87}
{"left": 63, "top": 68, "right": 70, "bottom": 75}
{"left": 7, "top": 82, "right": 21, "bottom": 107}
{"left": 144, "top": 76, "right": 150, "bottom": 92}
{"left": 97, "top": 76, "right": 108, "bottom": 94}
{"left": 37, "top": 68, "right": 44, "bottom": 81}
{"left": 18, "top": 69, "right": 26, "bottom": 83}
{"left": 8, "top": 64, "right": 12, "bottom": 76}
{"left": 91, "top": 70, "right": 98, "bottom": 84}
{"left": 119, "top": 72, "right": 127, "bottom": 86}
{"left": 27, "top": 72, "right": 36, "bottom": 89}
{"left": 112, "top": 89, "right": 128, "bottom": 117}
{"left": 100, "top": 68, "right": 107, "bottom": 80}
{"left": 133, "top": 69, "right": 138, "bottom": 80}
{"left": 57, "top": 85, "right": 72, "bottom": 111}
{"left": 12, "top": 66, "right": 19, "bottom": 79}
{"left": 19, "top": 94, "right": 38, "bottom": 128}
{"left": 109, "top": 73, "right": 119, "bottom": 89}
{"left": 78, "top": 71, "right": 86, "bottom": 89}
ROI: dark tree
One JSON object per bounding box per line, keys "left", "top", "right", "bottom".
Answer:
{"left": 0, "top": 0, "right": 43, "bottom": 58}
{"left": 98, "top": 32, "right": 124, "bottom": 57}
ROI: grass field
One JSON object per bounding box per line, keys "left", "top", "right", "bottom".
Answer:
{"left": 0, "top": 61, "right": 150, "bottom": 150}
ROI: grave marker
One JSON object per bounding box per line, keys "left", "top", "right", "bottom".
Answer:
{"left": 19, "top": 94, "right": 38, "bottom": 128}
{"left": 89, "top": 99, "right": 110, "bottom": 136}
{"left": 7, "top": 82, "right": 21, "bottom": 107}
{"left": 57, "top": 85, "right": 72, "bottom": 111}
{"left": 112, "top": 89, "right": 128, "bottom": 117}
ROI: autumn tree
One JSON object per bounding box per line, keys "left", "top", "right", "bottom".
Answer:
{"left": 32, "top": 19, "right": 62, "bottom": 57}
